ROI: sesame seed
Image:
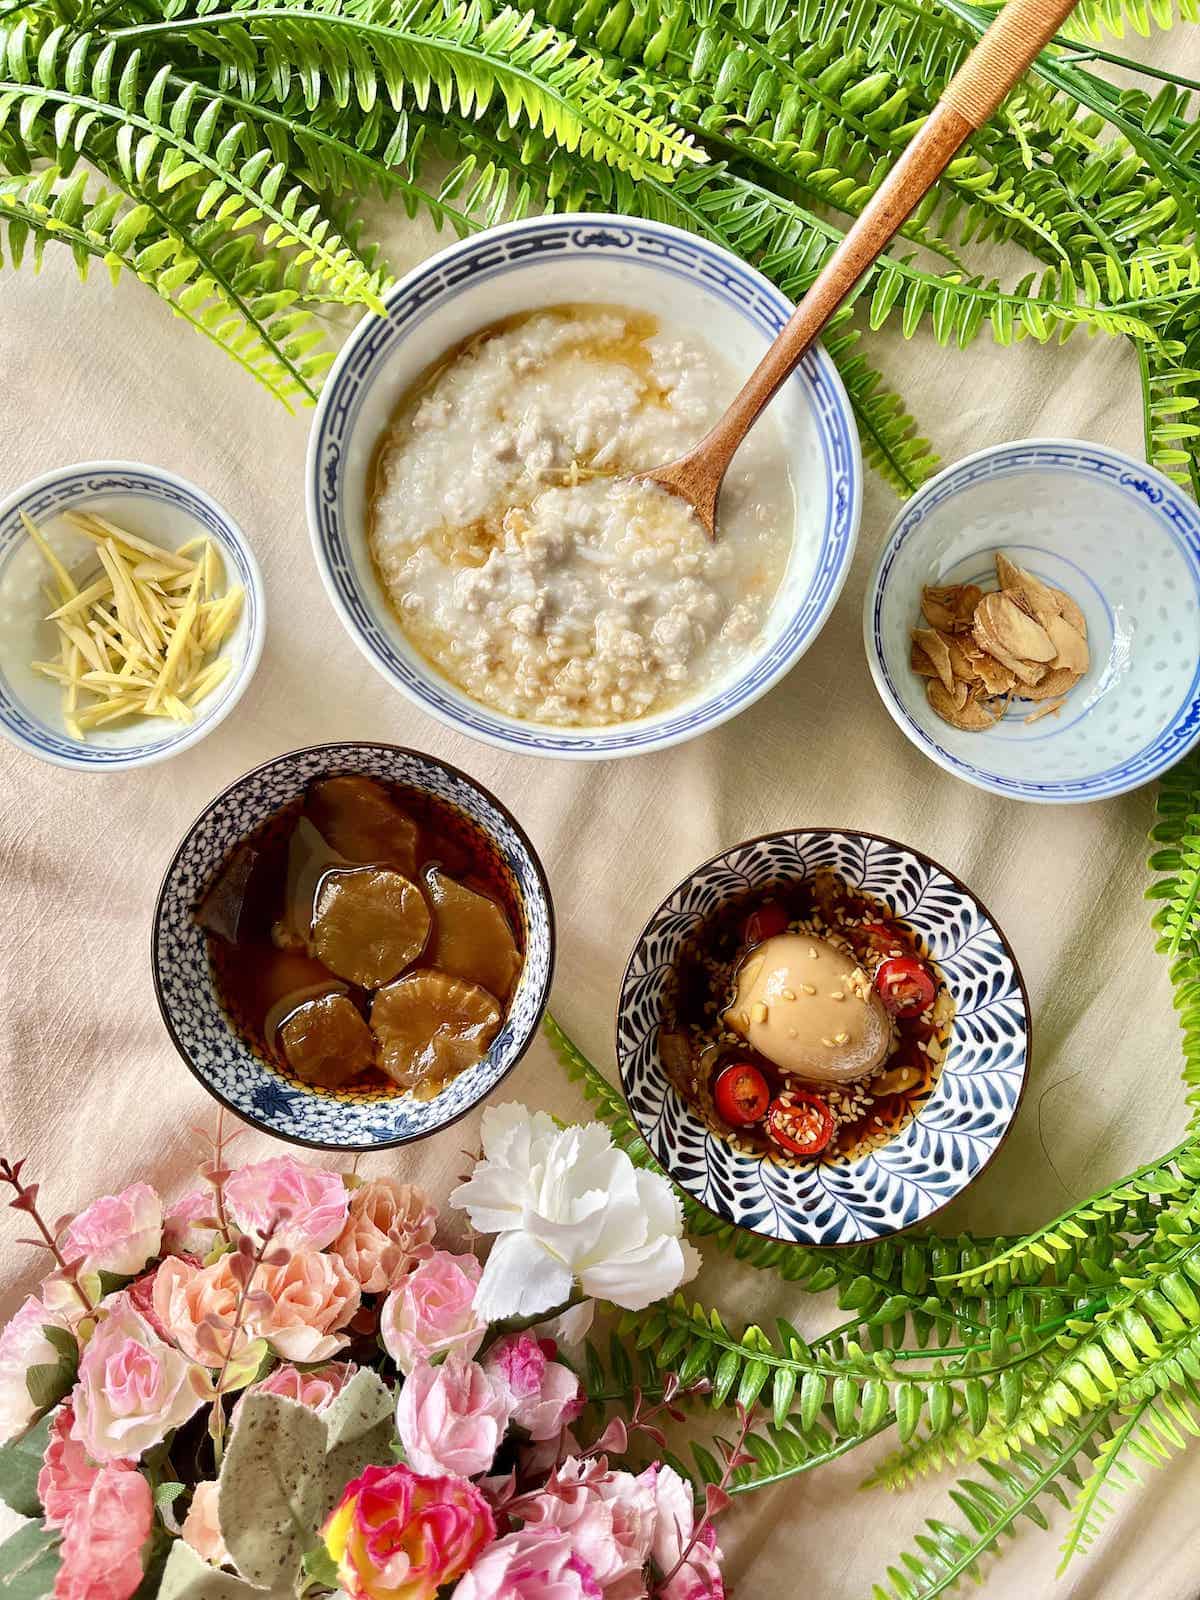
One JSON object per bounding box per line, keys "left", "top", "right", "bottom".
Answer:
{"left": 801, "top": 983, "right": 817, "bottom": 996}
{"left": 830, "top": 991, "right": 845, "bottom": 1001}
{"left": 751, "top": 1002, "right": 768, "bottom": 1024}
{"left": 834, "top": 1031, "right": 850, "bottom": 1045}
{"left": 808, "top": 946, "right": 819, "bottom": 959}
{"left": 781, "top": 987, "right": 796, "bottom": 1001}
{"left": 821, "top": 1037, "right": 835, "bottom": 1048}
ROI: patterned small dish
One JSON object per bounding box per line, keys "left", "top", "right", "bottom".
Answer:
{"left": 865, "top": 439, "right": 1200, "bottom": 804}
{"left": 153, "top": 742, "right": 555, "bottom": 1150}
{"left": 0, "top": 461, "right": 264, "bottom": 771}
{"left": 307, "top": 213, "right": 862, "bottom": 760}
{"left": 616, "top": 830, "right": 1030, "bottom": 1246}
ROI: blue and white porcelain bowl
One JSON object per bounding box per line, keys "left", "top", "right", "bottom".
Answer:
{"left": 865, "top": 440, "right": 1200, "bottom": 804}
{"left": 307, "top": 213, "right": 862, "bottom": 759}
{"left": 0, "top": 461, "right": 264, "bottom": 771}
{"left": 616, "top": 830, "right": 1030, "bottom": 1245}
{"left": 153, "top": 742, "right": 555, "bottom": 1150}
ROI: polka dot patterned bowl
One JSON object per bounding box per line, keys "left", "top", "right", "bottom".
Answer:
{"left": 616, "top": 829, "right": 1030, "bottom": 1246}
{"left": 864, "top": 440, "right": 1200, "bottom": 803}
{"left": 152, "top": 743, "right": 555, "bottom": 1150}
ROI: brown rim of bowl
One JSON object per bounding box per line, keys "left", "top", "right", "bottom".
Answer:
{"left": 613, "top": 825, "right": 1032, "bottom": 1247}
{"left": 151, "top": 739, "right": 557, "bottom": 1152}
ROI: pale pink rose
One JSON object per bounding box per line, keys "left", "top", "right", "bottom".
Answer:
{"left": 60, "top": 1184, "right": 162, "bottom": 1280}
{"left": 0, "top": 1296, "right": 73, "bottom": 1443}
{"left": 512, "top": 1457, "right": 656, "bottom": 1600}
{"left": 483, "top": 1334, "right": 584, "bottom": 1441}
{"left": 396, "top": 1356, "right": 509, "bottom": 1479}
{"left": 519, "top": 1428, "right": 582, "bottom": 1480}
{"left": 380, "top": 1251, "right": 484, "bottom": 1376}
{"left": 71, "top": 1292, "right": 203, "bottom": 1462}
{"left": 251, "top": 1249, "right": 359, "bottom": 1363}
{"left": 54, "top": 1463, "right": 151, "bottom": 1600}
{"left": 38, "top": 1405, "right": 108, "bottom": 1529}
{"left": 182, "top": 1480, "right": 230, "bottom": 1569}
{"left": 225, "top": 1158, "right": 349, "bottom": 1252}
{"left": 646, "top": 1464, "right": 724, "bottom": 1600}
{"left": 250, "top": 1360, "right": 358, "bottom": 1412}
{"left": 162, "top": 1188, "right": 221, "bottom": 1258}
{"left": 451, "top": 1528, "right": 602, "bottom": 1600}
{"left": 151, "top": 1255, "right": 247, "bottom": 1365}
{"left": 331, "top": 1179, "right": 436, "bottom": 1294}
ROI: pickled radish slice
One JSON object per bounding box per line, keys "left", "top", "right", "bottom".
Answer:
{"left": 424, "top": 867, "right": 520, "bottom": 999}
{"left": 371, "top": 970, "right": 501, "bottom": 1095}
{"left": 307, "top": 776, "right": 419, "bottom": 877}
{"left": 279, "top": 993, "right": 375, "bottom": 1090}
{"left": 312, "top": 867, "right": 431, "bottom": 988}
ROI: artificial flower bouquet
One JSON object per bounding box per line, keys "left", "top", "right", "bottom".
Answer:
{"left": 0, "top": 1105, "right": 735, "bottom": 1600}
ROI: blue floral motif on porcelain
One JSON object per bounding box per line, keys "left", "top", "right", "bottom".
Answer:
{"left": 153, "top": 743, "right": 555, "bottom": 1150}
{"left": 306, "top": 213, "right": 863, "bottom": 760}
{"left": 616, "top": 831, "right": 1029, "bottom": 1246}
{"left": 0, "top": 460, "right": 264, "bottom": 772}
{"left": 864, "top": 440, "right": 1200, "bottom": 803}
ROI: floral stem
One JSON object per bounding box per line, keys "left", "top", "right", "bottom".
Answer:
{"left": 0, "top": 1158, "right": 93, "bottom": 1317}
{"left": 653, "top": 1404, "right": 755, "bottom": 1596}
{"left": 209, "top": 1220, "right": 277, "bottom": 1466}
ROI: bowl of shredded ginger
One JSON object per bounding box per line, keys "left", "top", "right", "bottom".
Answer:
{"left": 0, "top": 461, "right": 265, "bottom": 771}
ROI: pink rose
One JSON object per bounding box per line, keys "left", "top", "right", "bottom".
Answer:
{"left": 225, "top": 1158, "right": 349, "bottom": 1252}
{"left": 452, "top": 1529, "right": 602, "bottom": 1600}
{"left": 54, "top": 1464, "right": 152, "bottom": 1600}
{"left": 396, "top": 1356, "right": 509, "bottom": 1479}
{"left": 646, "top": 1464, "right": 724, "bottom": 1600}
{"left": 252, "top": 1249, "right": 359, "bottom": 1363}
{"left": 151, "top": 1255, "right": 248, "bottom": 1365}
{"left": 0, "top": 1295, "right": 73, "bottom": 1443}
{"left": 249, "top": 1360, "right": 358, "bottom": 1412}
{"left": 332, "top": 1179, "right": 436, "bottom": 1294}
{"left": 38, "top": 1405, "right": 107, "bottom": 1529}
{"left": 512, "top": 1457, "right": 656, "bottom": 1600}
{"left": 126, "top": 1266, "right": 172, "bottom": 1341}
{"left": 483, "top": 1334, "right": 584, "bottom": 1441}
{"left": 182, "top": 1480, "right": 231, "bottom": 1569}
{"left": 60, "top": 1184, "right": 162, "bottom": 1280}
{"left": 162, "top": 1188, "right": 221, "bottom": 1258}
{"left": 380, "top": 1251, "right": 484, "bottom": 1376}
{"left": 323, "top": 1463, "right": 494, "bottom": 1600}
{"left": 71, "top": 1292, "right": 203, "bottom": 1462}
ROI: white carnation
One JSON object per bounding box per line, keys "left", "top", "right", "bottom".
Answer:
{"left": 449, "top": 1104, "right": 700, "bottom": 1321}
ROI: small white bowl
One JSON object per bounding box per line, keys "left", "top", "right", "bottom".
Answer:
{"left": 306, "top": 213, "right": 862, "bottom": 760}
{"left": 864, "top": 439, "right": 1200, "bottom": 804}
{"left": 0, "top": 461, "right": 265, "bottom": 771}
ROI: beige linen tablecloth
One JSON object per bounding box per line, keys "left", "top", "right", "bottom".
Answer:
{"left": 4, "top": 41, "right": 1200, "bottom": 1593}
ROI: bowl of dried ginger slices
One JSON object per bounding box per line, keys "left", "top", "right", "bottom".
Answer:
{"left": 864, "top": 438, "right": 1200, "bottom": 804}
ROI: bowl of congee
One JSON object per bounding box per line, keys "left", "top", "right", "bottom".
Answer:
{"left": 152, "top": 743, "right": 554, "bottom": 1149}
{"left": 616, "top": 830, "right": 1031, "bottom": 1245}
{"left": 306, "top": 215, "right": 862, "bottom": 758}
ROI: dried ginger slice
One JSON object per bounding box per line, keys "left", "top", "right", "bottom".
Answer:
{"left": 371, "top": 971, "right": 502, "bottom": 1095}
{"left": 1020, "top": 665, "right": 1082, "bottom": 702}
{"left": 975, "top": 591, "right": 1056, "bottom": 662}
{"left": 910, "top": 640, "right": 937, "bottom": 677}
{"left": 911, "top": 628, "right": 955, "bottom": 694}
{"left": 996, "top": 552, "right": 1087, "bottom": 639}
{"left": 927, "top": 680, "right": 1000, "bottom": 731}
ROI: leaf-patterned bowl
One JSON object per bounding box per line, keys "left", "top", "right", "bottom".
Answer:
{"left": 153, "top": 742, "right": 555, "bottom": 1150}
{"left": 616, "top": 830, "right": 1030, "bottom": 1245}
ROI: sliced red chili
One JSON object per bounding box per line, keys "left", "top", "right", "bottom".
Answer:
{"left": 764, "top": 1091, "right": 834, "bottom": 1157}
{"left": 875, "top": 956, "right": 936, "bottom": 1017}
{"left": 742, "top": 903, "right": 790, "bottom": 946}
{"left": 713, "top": 1062, "right": 770, "bottom": 1126}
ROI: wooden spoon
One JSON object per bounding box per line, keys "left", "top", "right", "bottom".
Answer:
{"left": 641, "top": 0, "right": 1080, "bottom": 536}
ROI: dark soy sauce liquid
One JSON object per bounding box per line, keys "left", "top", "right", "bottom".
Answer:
{"left": 204, "top": 781, "right": 522, "bottom": 1098}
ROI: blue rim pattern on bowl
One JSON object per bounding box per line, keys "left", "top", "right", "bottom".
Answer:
{"left": 152, "top": 743, "right": 555, "bottom": 1150}
{"left": 308, "top": 215, "right": 861, "bottom": 758}
{"left": 616, "top": 830, "right": 1030, "bottom": 1245}
{"left": 0, "top": 463, "right": 263, "bottom": 770}
{"left": 866, "top": 441, "right": 1200, "bottom": 802}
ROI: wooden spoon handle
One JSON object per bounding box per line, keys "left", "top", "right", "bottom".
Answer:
{"left": 658, "top": 0, "right": 1079, "bottom": 531}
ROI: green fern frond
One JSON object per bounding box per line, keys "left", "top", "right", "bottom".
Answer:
{"left": 0, "top": 162, "right": 327, "bottom": 404}
{"left": 0, "top": 23, "right": 387, "bottom": 308}
{"left": 870, "top": 1417, "right": 1104, "bottom": 1600}
{"left": 111, "top": 0, "right": 703, "bottom": 182}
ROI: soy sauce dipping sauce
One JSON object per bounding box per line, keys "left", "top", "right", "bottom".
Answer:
{"left": 198, "top": 776, "right": 523, "bottom": 1100}
{"left": 660, "top": 872, "right": 952, "bottom": 1166}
